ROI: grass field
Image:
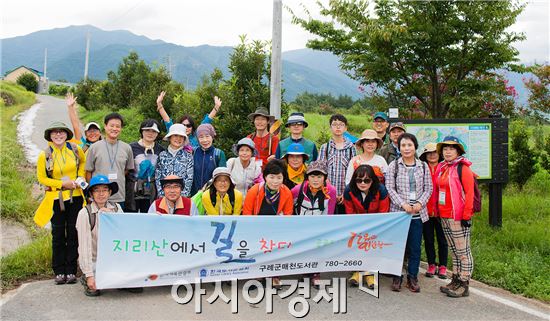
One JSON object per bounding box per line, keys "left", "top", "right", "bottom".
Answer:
{"left": 0, "top": 81, "right": 52, "bottom": 291}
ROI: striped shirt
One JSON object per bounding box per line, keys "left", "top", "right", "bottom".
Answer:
{"left": 319, "top": 139, "right": 357, "bottom": 195}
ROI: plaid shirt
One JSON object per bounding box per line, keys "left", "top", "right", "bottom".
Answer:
{"left": 385, "top": 158, "right": 433, "bottom": 222}
{"left": 319, "top": 139, "right": 357, "bottom": 195}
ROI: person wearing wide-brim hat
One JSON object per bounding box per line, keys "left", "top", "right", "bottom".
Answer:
{"left": 275, "top": 112, "right": 319, "bottom": 164}
{"left": 283, "top": 143, "right": 309, "bottom": 189}
{"left": 149, "top": 175, "right": 199, "bottom": 215}
{"left": 227, "top": 137, "right": 263, "bottom": 198}
{"left": 247, "top": 107, "right": 279, "bottom": 168}
{"left": 419, "top": 142, "right": 448, "bottom": 280}
{"left": 155, "top": 124, "right": 193, "bottom": 198}
{"left": 76, "top": 175, "right": 122, "bottom": 297}
{"left": 202, "top": 167, "right": 243, "bottom": 215}
{"left": 379, "top": 122, "right": 406, "bottom": 164}
{"left": 433, "top": 136, "right": 476, "bottom": 298}
{"left": 35, "top": 121, "right": 86, "bottom": 286}
{"left": 345, "top": 129, "right": 388, "bottom": 185}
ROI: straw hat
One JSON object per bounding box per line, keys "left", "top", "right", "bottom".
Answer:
{"left": 355, "top": 129, "right": 383, "bottom": 149}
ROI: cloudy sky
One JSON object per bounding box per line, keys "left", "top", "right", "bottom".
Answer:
{"left": 1, "top": 0, "right": 548, "bottom": 63}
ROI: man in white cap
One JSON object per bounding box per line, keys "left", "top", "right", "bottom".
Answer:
{"left": 275, "top": 112, "right": 318, "bottom": 164}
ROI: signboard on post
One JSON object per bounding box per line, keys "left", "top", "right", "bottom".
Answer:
{"left": 400, "top": 118, "right": 508, "bottom": 226}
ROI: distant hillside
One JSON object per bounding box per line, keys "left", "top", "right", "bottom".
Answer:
{"left": 1, "top": 25, "right": 363, "bottom": 100}
{"left": 2, "top": 25, "right": 530, "bottom": 103}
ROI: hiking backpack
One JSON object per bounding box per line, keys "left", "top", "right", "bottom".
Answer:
{"left": 458, "top": 163, "right": 482, "bottom": 213}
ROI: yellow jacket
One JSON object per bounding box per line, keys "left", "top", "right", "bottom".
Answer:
{"left": 35, "top": 142, "right": 86, "bottom": 227}
{"left": 202, "top": 189, "right": 242, "bottom": 215}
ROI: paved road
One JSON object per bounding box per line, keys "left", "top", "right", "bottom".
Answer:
{"left": 3, "top": 95, "right": 549, "bottom": 320}
{"left": 31, "top": 94, "right": 73, "bottom": 151}
{"left": 1, "top": 271, "right": 548, "bottom": 320}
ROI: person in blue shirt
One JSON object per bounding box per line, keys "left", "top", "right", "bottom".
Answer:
{"left": 155, "top": 91, "right": 222, "bottom": 148}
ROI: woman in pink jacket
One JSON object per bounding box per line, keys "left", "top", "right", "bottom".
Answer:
{"left": 434, "top": 136, "right": 476, "bottom": 298}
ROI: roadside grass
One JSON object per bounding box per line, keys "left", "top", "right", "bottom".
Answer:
{"left": 0, "top": 81, "right": 39, "bottom": 226}
{"left": 0, "top": 234, "right": 52, "bottom": 291}
{"left": 1, "top": 81, "right": 53, "bottom": 292}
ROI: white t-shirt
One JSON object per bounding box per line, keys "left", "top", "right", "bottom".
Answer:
{"left": 344, "top": 154, "right": 388, "bottom": 185}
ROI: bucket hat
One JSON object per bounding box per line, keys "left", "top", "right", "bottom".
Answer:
{"left": 355, "top": 129, "right": 383, "bottom": 149}
{"left": 248, "top": 107, "right": 275, "bottom": 123}
{"left": 86, "top": 175, "right": 119, "bottom": 197}
{"left": 163, "top": 124, "right": 188, "bottom": 141}
{"left": 437, "top": 136, "right": 466, "bottom": 155}
{"left": 44, "top": 121, "right": 74, "bottom": 141}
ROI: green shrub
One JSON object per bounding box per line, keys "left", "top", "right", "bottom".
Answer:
{"left": 48, "top": 84, "right": 70, "bottom": 96}
{"left": 16, "top": 73, "right": 38, "bottom": 93}
{"left": 509, "top": 121, "right": 538, "bottom": 188}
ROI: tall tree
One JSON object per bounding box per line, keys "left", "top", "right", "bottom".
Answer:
{"left": 524, "top": 64, "right": 550, "bottom": 116}
{"left": 291, "top": 0, "right": 525, "bottom": 118}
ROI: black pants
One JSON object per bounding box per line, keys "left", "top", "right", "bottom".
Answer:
{"left": 422, "top": 217, "right": 448, "bottom": 266}
{"left": 51, "top": 196, "right": 83, "bottom": 275}
{"left": 135, "top": 199, "right": 152, "bottom": 213}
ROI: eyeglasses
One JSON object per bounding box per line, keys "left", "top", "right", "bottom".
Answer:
{"left": 355, "top": 178, "right": 372, "bottom": 184}
{"left": 163, "top": 184, "right": 182, "bottom": 190}
{"left": 331, "top": 123, "right": 346, "bottom": 128}
{"left": 290, "top": 122, "right": 304, "bottom": 127}
{"left": 182, "top": 123, "right": 193, "bottom": 128}
{"left": 51, "top": 130, "right": 67, "bottom": 135}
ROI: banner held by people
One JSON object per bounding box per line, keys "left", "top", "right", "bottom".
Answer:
{"left": 95, "top": 212, "right": 411, "bottom": 289}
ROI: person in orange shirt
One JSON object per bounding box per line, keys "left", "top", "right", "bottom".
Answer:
{"left": 247, "top": 107, "right": 279, "bottom": 168}
{"left": 434, "top": 136, "right": 475, "bottom": 298}
{"left": 242, "top": 159, "right": 292, "bottom": 288}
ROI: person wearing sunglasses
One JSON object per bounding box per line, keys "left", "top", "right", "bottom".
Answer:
{"left": 343, "top": 164, "right": 390, "bottom": 289}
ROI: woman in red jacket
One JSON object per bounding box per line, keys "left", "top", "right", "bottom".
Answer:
{"left": 343, "top": 164, "right": 390, "bottom": 288}
{"left": 419, "top": 143, "right": 448, "bottom": 279}
{"left": 434, "top": 136, "right": 475, "bottom": 298}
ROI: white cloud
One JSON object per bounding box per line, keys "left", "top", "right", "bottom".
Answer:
{"left": 1, "top": 0, "right": 548, "bottom": 62}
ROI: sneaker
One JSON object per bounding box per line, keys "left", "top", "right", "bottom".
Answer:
{"left": 440, "top": 274, "right": 460, "bottom": 294}
{"left": 271, "top": 277, "right": 282, "bottom": 290}
{"left": 311, "top": 273, "right": 321, "bottom": 289}
{"left": 437, "top": 266, "right": 448, "bottom": 279}
{"left": 66, "top": 274, "right": 77, "bottom": 284}
{"left": 405, "top": 276, "right": 421, "bottom": 293}
{"left": 348, "top": 272, "right": 361, "bottom": 287}
{"left": 54, "top": 274, "right": 66, "bottom": 285}
{"left": 391, "top": 276, "right": 402, "bottom": 292}
{"left": 447, "top": 280, "right": 469, "bottom": 298}
{"left": 425, "top": 264, "right": 436, "bottom": 278}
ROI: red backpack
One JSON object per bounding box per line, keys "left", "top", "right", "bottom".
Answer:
{"left": 458, "top": 163, "right": 482, "bottom": 213}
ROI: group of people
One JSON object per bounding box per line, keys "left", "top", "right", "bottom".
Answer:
{"left": 35, "top": 92, "right": 476, "bottom": 299}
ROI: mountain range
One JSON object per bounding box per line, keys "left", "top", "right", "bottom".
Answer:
{"left": 1, "top": 25, "right": 362, "bottom": 100}
{"left": 1, "top": 25, "right": 529, "bottom": 103}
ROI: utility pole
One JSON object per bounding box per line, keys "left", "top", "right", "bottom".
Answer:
{"left": 43, "top": 48, "right": 48, "bottom": 79}
{"left": 84, "top": 32, "right": 90, "bottom": 80}
{"left": 269, "top": 0, "right": 282, "bottom": 119}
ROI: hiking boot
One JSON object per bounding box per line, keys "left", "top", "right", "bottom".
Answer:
{"left": 391, "top": 276, "right": 402, "bottom": 292}
{"left": 66, "top": 274, "right": 77, "bottom": 284}
{"left": 447, "top": 280, "right": 469, "bottom": 298}
{"left": 440, "top": 274, "right": 460, "bottom": 294}
{"left": 365, "top": 274, "right": 375, "bottom": 290}
{"left": 84, "top": 285, "right": 101, "bottom": 297}
{"left": 425, "top": 264, "right": 436, "bottom": 278}
{"left": 437, "top": 266, "right": 448, "bottom": 279}
{"left": 405, "top": 276, "right": 421, "bottom": 293}
{"left": 348, "top": 272, "right": 361, "bottom": 287}
{"left": 54, "top": 274, "right": 66, "bottom": 285}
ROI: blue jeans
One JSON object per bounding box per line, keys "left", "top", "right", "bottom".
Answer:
{"left": 406, "top": 218, "right": 423, "bottom": 278}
